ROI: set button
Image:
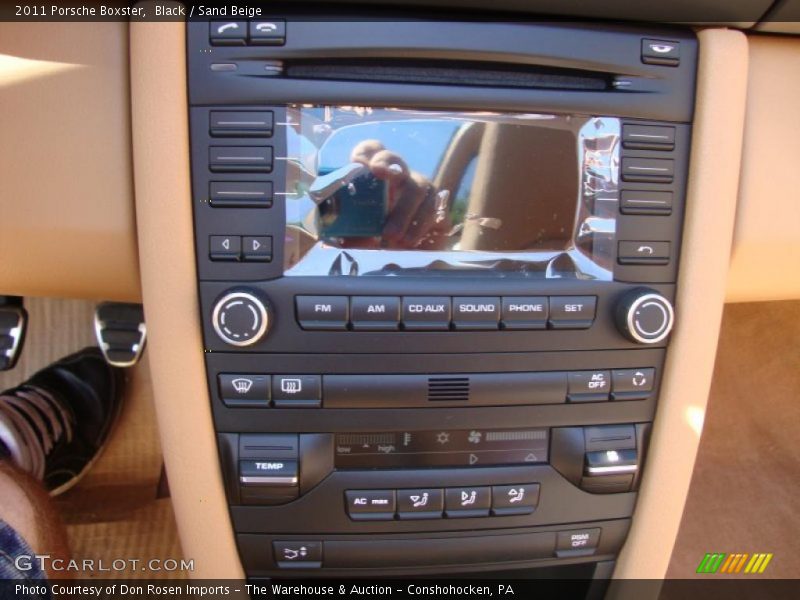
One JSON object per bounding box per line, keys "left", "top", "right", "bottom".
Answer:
{"left": 295, "top": 295, "right": 597, "bottom": 331}
{"left": 346, "top": 484, "right": 539, "bottom": 521}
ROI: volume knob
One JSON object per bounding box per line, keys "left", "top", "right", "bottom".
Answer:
{"left": 615, "top": 288, "right": 674, "bottom": 345}
{"left": 212, "top": 290, "right": 270, "bottom": 347}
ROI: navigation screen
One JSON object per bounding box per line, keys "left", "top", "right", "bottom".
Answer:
{"left": 334, "top": 428, "right": 549, "bottom": 469}
{"left": 283, "top": 105, "right": 619, "bottom": 279}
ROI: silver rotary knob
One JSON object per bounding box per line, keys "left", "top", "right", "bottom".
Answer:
{"left": 615, "top": 288, "right": 674, "bottom": 345}
{"left": 212, "top": 290, "right": 270, "bottom": 347}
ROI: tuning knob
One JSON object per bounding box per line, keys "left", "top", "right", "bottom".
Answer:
{"left": 212, "top": 290, "right": 270, "bottom": 347}
{"left": 615, "top": 288, "right": 674, "bottom": 345}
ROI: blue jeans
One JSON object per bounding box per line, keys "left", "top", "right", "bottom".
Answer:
{"left": 0, "top": 519, "right": 50, "bottom": 599}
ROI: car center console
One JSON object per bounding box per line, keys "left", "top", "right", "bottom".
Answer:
{"left": 187, "top": 16, "right": 696, "bottom": 581}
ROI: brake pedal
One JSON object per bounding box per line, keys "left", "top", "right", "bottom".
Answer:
{"left": 94, "top": 302, "right": 146, "bottom": 367}
{"left": 0, "top": 297, "right": 27, "bottom": 371}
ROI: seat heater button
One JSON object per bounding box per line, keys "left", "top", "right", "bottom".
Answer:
{"left": 402, "top": 297, "right": 451, "bottom": 330}
{"left": 346, "top": 490, "right": 396, "bottom": 520}
{"left": 452, "top": 297, "right": 500, "bottom": 330}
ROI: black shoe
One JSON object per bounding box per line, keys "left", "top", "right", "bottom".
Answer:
{"left": 0, "top": 347, "right": 124, "bottom": 495}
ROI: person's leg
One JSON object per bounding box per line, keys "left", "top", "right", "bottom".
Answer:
{"left": 0, "top": 461, "right": 70, "bottom": 580}
{"left": 0, "top": 347, "right": 124, "bottom": 582}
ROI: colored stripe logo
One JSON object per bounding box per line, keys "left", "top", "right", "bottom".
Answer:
{"left": 696, "top": 553, "right": 773, "bottom": 574}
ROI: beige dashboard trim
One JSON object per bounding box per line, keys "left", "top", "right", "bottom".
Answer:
{"left": 726, "top": 35, "right": 800, "bottom": 303}
{"left": 613, "top": 29, "right": 749, "bottom": 581}
{"left": 130, "top": 21, "right": 243, "bottom": 578}
{"left": 0, "top": 22, "right": 140, "bottom": 302}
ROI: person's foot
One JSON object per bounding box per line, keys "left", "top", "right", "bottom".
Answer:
{"left": 0, "top": 347, "right": 124, "bottom": 495}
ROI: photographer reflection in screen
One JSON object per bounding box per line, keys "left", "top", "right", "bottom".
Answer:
{"left": 312, "top": 139, "right": 453, "bottom": 250}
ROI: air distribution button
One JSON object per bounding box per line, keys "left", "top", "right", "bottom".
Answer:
{"left": 212, "top": 290, "right": 270, "bottom": 347}
{"left": 615, "top": 288, "right": 674, "bottom": 345}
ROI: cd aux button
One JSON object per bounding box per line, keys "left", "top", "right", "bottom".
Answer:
{"left": 402, "top": 297, "right": 451, "bottom": 330}
{"left": 501, "top": 297, "right": 548, "bottom": 329}
{"left": 296, "top": 296, "right": 348, "bottom": 330}
{"left": 452, "top": 297, "right": 500, "bottom": 330}
{"left": 350, "top": 297, "right": 401, "bottom": 331}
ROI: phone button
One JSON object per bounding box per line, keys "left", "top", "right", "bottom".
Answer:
{"left": 249, "top": 20, "right": 286, "bottom": 46}
{"left": 210, "top": 21, "right": 247, "bottom": 46}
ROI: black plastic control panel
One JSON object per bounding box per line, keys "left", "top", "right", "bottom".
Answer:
{"left": 188, "top": 16, "right": 697, "bottom": 582}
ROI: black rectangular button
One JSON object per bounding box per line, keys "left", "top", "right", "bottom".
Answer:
{"left": 346, "top": 490, "right": 396, "bottom": 520}
{"left": 249, "top": 20, "right": 286, "bottom": 45}
{"left": 0, "top": 335, "right": 13, "bottom": 350}
{"left": 210, "top": 181, "right": 273, "bottom": 208}
{"left": 296, "top": 296, "right": 348, "bottom": 330}
{"left": 239, "top": 460, "right": 298, "bottom": 485}
{"left": 243, "top": 236, "right": 272, "bottom": 262}
{"left": 209, "top": 235, "right": 241, "bottom": 261}
{"left": 239, "top": 433, "right": 298, "bottom": 459}
{"left": 397, "top": 489, "right": 444, "bottom": 519}
{"left": 548, "top": 296, "right": 596, "bottom": 329}
{"left": 219, "top": 374, "right": 270, "bottom": 407}
{"left": 402, "top": 297, "right": 451, "bottom": 330}
{"left": 210, "top": 111, "right": 273, "bottom": 137}
{"left": 618, "top": 241, "right": 671, "bottom": 265}
{"left": 612, "top": 368, "right": 655, "bottom": 400}
{"left": 501, "top": 296, "right": 548, "bottom": 329}
{"left": 273, "top": 541, "right": 322, "bottom": 569}
{"left": 568, "top": 370, "right": 611, "bottom": 402}
{"left": 492, "top": 484, "right": 540, "bottom": 515}
{"left": 445, "top": 486, "right": 491, "bottom": 518}
{"left": 210, "top": 21, "right": 247, "bottom": 45}
{"left": 272, "top": 375, "right": 321, "bottom": 408}
{"left": 452, "top": 297, "right": 500, "bottom": 330}
{"left": 642, "top": 39, "right": 680, "bottom": 66}
{"left": 620, "top": 190, "right": 673, "bottom": 215}
{"left": 209, "top": 146, "right": 273, "bottom": 173}
{"left": 556, "top": 528, "right": 601, "bottom": 557}
{"left": 350, "top": 297, "right": 400, "bottom": 331}
{"left": 622, "top": 124, "right": 675, "bottom": 150}
{"left": 621, "top": 157, "right": 674, "bottom": 183}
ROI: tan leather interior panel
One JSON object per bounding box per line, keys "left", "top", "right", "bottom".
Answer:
{"left": 726, "top": 35, "right": 800, "bottom": 303}
{"left": 612, "top": 28, "right": 749, "bottom": 581}
{"left": 130, "top": 20, "right": 243, "bottom": 578}
{"left": 667, "top": 300, "right": 800, "bottom": 578}
{"left": 0, "top": 23, "right": 140, "bottom": 302}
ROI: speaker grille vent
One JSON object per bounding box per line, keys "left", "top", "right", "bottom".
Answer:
{"left": 427, "top": 376, "right": 470, "bottom": 402}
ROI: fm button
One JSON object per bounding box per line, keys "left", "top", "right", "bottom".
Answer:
{"left": 296, "top": 296, "right": 348, "bottom": 330}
